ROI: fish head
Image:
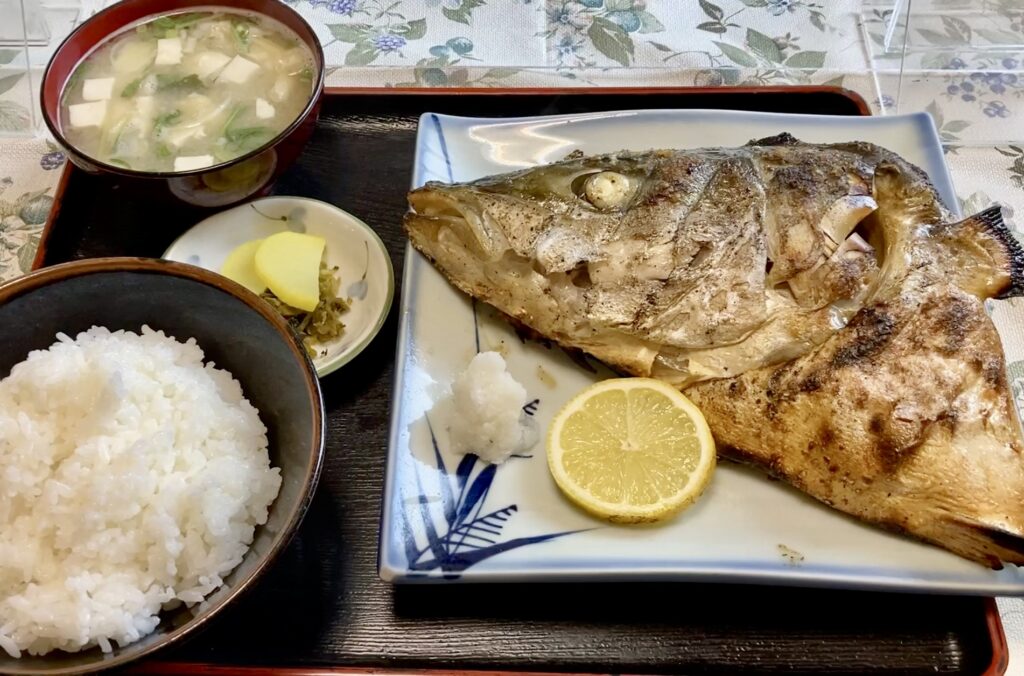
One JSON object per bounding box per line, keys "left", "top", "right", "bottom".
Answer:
{"left": 405, "top": 141, "right": 940, "bottom": 386}
{"left": 406, "top": 151, "right": 661, "bottom": 275}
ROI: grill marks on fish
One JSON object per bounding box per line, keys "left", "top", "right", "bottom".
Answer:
{"left": 405, "top": 135, "right": 1024, "bottom": 567}
{"left": 689, "top": 233, "right": 1024, "bottom": 565}
{"left": 828, "top": 306, "right": 897, "bottom": 370}
{"left": 934, "top": 295, "right": 975, "bottom": 356}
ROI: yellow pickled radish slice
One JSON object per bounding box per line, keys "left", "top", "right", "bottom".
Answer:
{"left": 547, "top": 378, "right": 716, "bottom": 524}
{"left": 254, "top": 231, "right": 326, "bottom": 312}
{"left": 220, "top": 239, "right": 267, "bottom": 295}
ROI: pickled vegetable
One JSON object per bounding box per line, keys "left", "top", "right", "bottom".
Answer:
{"left": 220, "top": 238, "right": 266, "bottom": 294}
{"left": 261, "top": 263, "right": 350, "bottom": 358}
{"left": 253, "top": 231, "right": 325, "bottom": 312}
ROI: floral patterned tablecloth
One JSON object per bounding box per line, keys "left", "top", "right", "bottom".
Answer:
{"left": 3, "top": 0, "right": 1024, "bottom": 671}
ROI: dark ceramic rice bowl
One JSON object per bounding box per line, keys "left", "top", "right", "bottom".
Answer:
{"left": 0, "top": 258, "right": 324, "bottom": 674}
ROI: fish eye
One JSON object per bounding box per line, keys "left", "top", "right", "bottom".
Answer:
{"left": 572, "top": 171, "right": 634, "bottom": 210}
{"left": 569, "top": 171, "right": 602, "bottom": 198}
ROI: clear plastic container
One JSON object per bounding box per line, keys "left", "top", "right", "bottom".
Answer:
{"left": 860, "top": 0, "right": 1024, "bottom": 145}
{"left": 0, "top": 0, "right": 84, "bottom": 136}
{"left": 9, "top": 1, "right": 1022, "bottom": 145}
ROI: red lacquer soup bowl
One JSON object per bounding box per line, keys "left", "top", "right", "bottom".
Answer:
{"left": 41, "top": 0, "right": 325, "bottom": 208}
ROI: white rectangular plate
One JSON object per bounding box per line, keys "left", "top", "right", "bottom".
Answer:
{"left": 380, "top": 108, "right": 1024, "bottom": 594}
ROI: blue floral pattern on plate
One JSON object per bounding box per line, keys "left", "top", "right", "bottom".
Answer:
{"left": 402, "top": 409, "right": 582, "bottom": 579}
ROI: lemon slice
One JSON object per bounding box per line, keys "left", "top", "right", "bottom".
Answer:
{"left": 547, "top": 378, "right": 716, "bottom": 523}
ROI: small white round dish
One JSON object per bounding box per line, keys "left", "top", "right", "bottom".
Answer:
{"left": 164, "top": 196, "right": 394, "bottom": 377}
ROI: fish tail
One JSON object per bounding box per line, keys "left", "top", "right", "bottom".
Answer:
{"left": 938, "top": 205, "right": 1024, "bottom": 300}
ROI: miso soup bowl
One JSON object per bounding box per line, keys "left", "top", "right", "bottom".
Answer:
{"left": 41, "top": 0, "right": 325, "bottom": 208}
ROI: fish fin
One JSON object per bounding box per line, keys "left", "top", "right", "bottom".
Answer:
{"left": 722, "top": 440, "right": 1024, "bottom": 569}
{"left": 936, "top": 518, "right": 1024, "bottom": 569}
{"left": 935, "top": 205, "right": 1024, "bottom": 300}
{"left": 746, "top": 132, "right": 801, "bottom": 147}
{"left": 971, "top": 205, "right": 1024, "bottom": 299}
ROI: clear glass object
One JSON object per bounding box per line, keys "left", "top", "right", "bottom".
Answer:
{"left": 7, "top": 0, "right": 1022, "bottom": 143}
{"left": 0, "top": 0, "right": 38, "bottom": 135}
{"left": 0, "top": 0, "right": 49, "bottom": 46}
{"left": 860, "top": 0, "right": 1024, "bottom": 144}
{"left": 0, "top": 0, "right": 84, "bottom": 136}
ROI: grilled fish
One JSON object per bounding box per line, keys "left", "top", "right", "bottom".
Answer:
{"left": 404, "top": 134, "right": 1024, "bottom": 568}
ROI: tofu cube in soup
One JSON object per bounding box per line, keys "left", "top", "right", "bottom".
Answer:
{"left": 194, "top": 51, "right": 231, "bottom": 80}
{"left": 164, "top": 125, "right": 206, "bottom": 150}
{"left": 82, "top": 78, "right": 115, "bottom": 101}
{"left": 256, "top": 98, "right": 275, "bottom": 120}
{"left": 59, "top": 10, "right": 315, "bottom": 172}
{"left": 68, "top": 101, "right": 107, "bottom": 128}
{"left": 217, "top": 55, "right": 260, "bottom": 84}
{"left": 155, "top": 37, "right": 183, "bottom": 65}
{"left": 269, "top": 75, "right": 292, "bottom": 103}
{"left": 174, "top": 155, "right": 214, "bottom": 171}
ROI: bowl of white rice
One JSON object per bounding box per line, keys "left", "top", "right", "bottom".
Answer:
{"left": 0, "top": 258, "right": 324, "bottom": 674}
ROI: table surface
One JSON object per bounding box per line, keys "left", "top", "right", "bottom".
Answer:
{"left": 3, "top": 1, "right": 1024, "bottom": 673}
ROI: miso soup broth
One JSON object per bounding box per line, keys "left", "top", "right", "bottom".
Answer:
{"left": 60, "top": 9, "right": 315, "bottom": 173}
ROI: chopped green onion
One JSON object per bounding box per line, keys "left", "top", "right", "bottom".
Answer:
{"left": 151, "top": 12, "right": 204, "bottom": 34}
{"left": 154, "top": 110, "right": 181, "bottom": 136}
{"left": 221, "top": 105, "right": 244, "bottom": 135}
{"left": 221, "top": 104, "right": 270, "bottom": 152}
{"left": 155, "top": 74, "right": 203, "bottom": 93}
{"left": 60, "top": 64, "right": 89, "bottom": 106}
{"left": 231, "top": 19, "right": 251, "bottom": 52}
{"left": 110, "top": 120, "right": 128, "bottom": 154}
{"left": 212, "top": 147, "right": 236, "bottom": 163}
{"left": 121, "top": 78, "right": 142, "bottom": 98}
{"left": 150, "top": 16, "right": 174, "bottom": 32}
{"left": 225, "top": 126, "right": 268, "bottom": 143}
{"left": 225, "top": 127, "right": 271, "bottom": 153}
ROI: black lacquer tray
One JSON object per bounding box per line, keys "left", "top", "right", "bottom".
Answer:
{"left": 37, "top": 86, "right": 1007, "bottom": 676}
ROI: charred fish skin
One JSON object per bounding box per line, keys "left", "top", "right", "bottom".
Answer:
{"left": 689, "top": 203, "right": 1024, "bottom": 568}
{"left": 405, "top": 135, "right": 1024, "bottom": 568}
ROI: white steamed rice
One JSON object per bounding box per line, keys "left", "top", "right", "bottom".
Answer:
{"left": 0, "top": 326, "right": 282, "bottom": 658}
